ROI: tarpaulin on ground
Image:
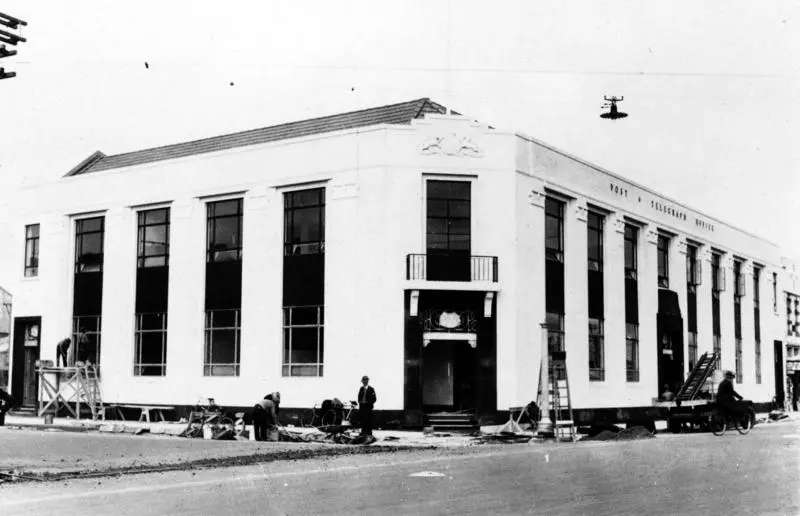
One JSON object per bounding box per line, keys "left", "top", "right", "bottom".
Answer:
{"left": 279, "top": 428, "right": 376, "bottom": 445}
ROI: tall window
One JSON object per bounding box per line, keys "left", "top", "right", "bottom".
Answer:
{"left": 283, "top": 188, "right": 326, "bottom": 377}
{"left": 733, "top": 260, "right": 743, "bottom": 382}
{"left": 686, "top": 244, "right": 700, "bottom": 370}
{"left": 426, "top": 181, "right": 470, "bottom": 252}
{"left": 138, "top": 208, "right": 170, "bottom": 268}
{"left": 587, "top": 212, "right": 604, "bottom": 381}
{"left": 283, "top": 305, "right": 324, "bottom": 377}
{"left": 711, "top": 253, "right": 723, "bottom": 360}
{"left": 134, "top": 208, "right": 170, "bottom": 376}
{"left": 657, "top": 234, "right": 670, "bottom": 288}
{"left": 134, "top": 313, "right": 167, "bottom": 376}
{"left": 75, "top": 217, "right": 104, "bottom": 273}
{"left": 207, "top": 199, "right": 243, "bottom": 262}
{"left": 773, "top": 272, "right": 778, "bottom": 314}
{"left": 754, "top": 266, "right": 761, "bottom": 383}
{"left": 624, "top": 224, "right": 639, "bottom": 382}
{"left": 24, "top": 224, "right": 40, "bottom": 277}
{"left": 284, "top": 188, "right": 325, "bottom": 256}
{"left": 204, "top": 309, "right": 240, "bottom": 376}
{"left": 204, "top": 199, "right": 243, "bottom": 376}
{"left": 545, "top": 198, "right": 566, "bottom": 357}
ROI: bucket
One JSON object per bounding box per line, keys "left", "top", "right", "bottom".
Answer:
{"left": 43, "top": 414, "right": 54, "bottom": 425}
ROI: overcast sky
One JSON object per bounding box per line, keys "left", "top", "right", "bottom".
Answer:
{"left": 1, "top": 1, "right": 798, "bottom": 259}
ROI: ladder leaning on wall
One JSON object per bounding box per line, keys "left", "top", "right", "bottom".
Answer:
{"left": 536, "top": 350, "right": 576, "bottom": 441}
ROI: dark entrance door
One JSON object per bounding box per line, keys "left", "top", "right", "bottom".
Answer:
{"left": 11, "top": 317, "right": 41, "bottom": 406}
{"left": 657, "top": 290, "right": 685, "bottom": 394}
{"left": 774, "top": 341, "right": 785, "bottom": 407}
{"left": 421, "top": 340, "right": 476, "bottom": 411}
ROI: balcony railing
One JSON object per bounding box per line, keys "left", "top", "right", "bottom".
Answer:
{"left": 406, "top": 253, "right": 498, "bottom": 282}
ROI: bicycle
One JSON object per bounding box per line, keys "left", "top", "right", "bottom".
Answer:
{"left": 302, "top": 400, "right": 359, "bottom": 429}
{"left": 709, "top": 404, "right": 754, "bottom": 436}
{"left": 182, "top": 397, "right": 235, "bottom": 438}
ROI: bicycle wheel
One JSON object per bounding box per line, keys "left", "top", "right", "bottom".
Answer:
{"left": 218, "top": 416, "right": 234, "bottom": 429}
{"left": 735, "top": 411, "right": 753, "bottom": 435}
{"left": 709, "top": 411, "right": 726, "bottom": 436}
{"left": 301, "top": 409, "right": 317, "bottom": 428}
{"left": 321, "top": 410, "right": 338, "bottom": 427}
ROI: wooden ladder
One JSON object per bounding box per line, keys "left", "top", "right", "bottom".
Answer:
{"left": 537, "top": 350, "right": 576, "bottom": 441}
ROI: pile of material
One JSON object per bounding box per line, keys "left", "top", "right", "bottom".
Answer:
{"left": 581, "top": 425, "right": 654, "bottom": 442}
{"left": 279, "top": 427, "right": 376, "bottom": 445}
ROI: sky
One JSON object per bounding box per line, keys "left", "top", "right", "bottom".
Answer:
{"left": 0, "top": 0, "right": 798, "bottom": 258}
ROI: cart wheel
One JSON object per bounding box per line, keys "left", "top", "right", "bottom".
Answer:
{"left": 321, "top": 410, "right": 338, "bottom": 428}
{"left": 301, "top": 409, "right": 316, "bottom": 428}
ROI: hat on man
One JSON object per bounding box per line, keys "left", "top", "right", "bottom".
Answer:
{"left": 725, "top": 370, "right": 735, "bottom": 378}
{"left": 361, "top": 375, "right": 369, "bottom": 382}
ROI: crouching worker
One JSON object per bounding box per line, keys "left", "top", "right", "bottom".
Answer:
{"left": 252, "top": 392, "right": 280, "bottom": 442}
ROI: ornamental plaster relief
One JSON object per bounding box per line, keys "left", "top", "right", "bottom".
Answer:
{"left": 612, "top": 216, "right": 626, "bottom": 234}
{"left": 574, "top": 204, "right": 588, "bottom": 223}
{"left": 420, "top": 134, "right": 483, "bottom": 158}
{"left": 527, "top": 189, "right": 546, "bottom": 208}
{"left": 645, "top": 228, "right": 659, "bottom": 245}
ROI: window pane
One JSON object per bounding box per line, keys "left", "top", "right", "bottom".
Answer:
{"left": 78, "top": 218, "right": 103, "bottom": 233}
{"left": 209, "top": 329, "right": 237, "bottom": 363}
{"left": 427, "top": 199, "right": 448, "bottom": 218}
{"left": 211, "top": 199, "right": 242, "bottom": 217}
{"left": 144, "top": 226, "right": 168, "bottom": 254}
{"left": 291, "top": 365, "right": 319, "bottom": 377}
{"left": 290, "top": 207, "right": 322, "bottom": 242}
{"left": 427, "top": 219, "right": 447, "bottom": 236}
{"left": 449, "top": 218, "right": 470, "bottom": 234}
{"left": 139, "top": 332, "right": 165, "bottom": 364}
{"left": 290, "top": 327, "right": 319, "bottom": 363}
{"left": 428, "top": 181, "right": 470, "bottom": 200}
{"left": 143, "top": 256, "right": 167, "bottom": 268}
{"left": 209, "top": 310, "right": 237, "bottom": 328}
{"left": 145, "top": 209, "right": 168, "bottom": 225}
{"left": 289, "top": 306, "right": 319, "bottom": 326}
{"left": 449, "top": 200, "right": 470, "bottom": 218}
{"left": 286, "top": 189, "right": 323, "bottom": 209}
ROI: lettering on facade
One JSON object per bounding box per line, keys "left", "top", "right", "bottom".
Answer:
{"left": 694, "top": 218, "right": 715, "bottom": 232}
{"left": 609, "top": 182, "right": 629, "bottom": 199}
{"left": 650, "top": 199, "right": 688, "bottom": 222}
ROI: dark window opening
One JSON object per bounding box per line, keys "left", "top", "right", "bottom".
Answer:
{"left": 587, "top": 212, "right": 603, "bottom": 272}
{"left": 138, "top": 208, "right": 170, "bottom": 268}
{"left": 24, "top": 224, "right": 40, "bottom": 277}
{"left": 207, "top": 199, "right": 243, "bottom": 262}
{"left": 284, "top": 188, "right": 325, "bottom": 256}
{"left": 75, "top": 217, "right": 105, "bottom": 273}
{"left": 657, "top": 235, "right": 669, "bottom": 288}
{"left": 624, "top": 224, "right": 637, "bottom": 279}
{"left": 545, "top": 198, "right": 564, "bottom": 263}
{"left": 72, "top": 315, "right": 101, "bottom": 367}
{"left": 134, "top": 312, "right": 167, "bottom": 376}
{"left": 589, "top": 317, "right": 604, "bottom": 381}
{"left": 626, "top": 323, "right": 639, "bottom": 382}
{"left": 282, "top": 305, "right": 324, "bottom": 377}
{"left": 204, "top": 309, "right": 240, "bottom": 376}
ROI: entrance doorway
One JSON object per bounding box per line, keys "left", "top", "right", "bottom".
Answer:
{"left": 11, "top": 317, "right": 41, "bottom": 407}
{"left": 657, "top": 290, "right": 684, "bottom": 395}
{"left": 421, "top": 340, "right": 476, "bottom": 411}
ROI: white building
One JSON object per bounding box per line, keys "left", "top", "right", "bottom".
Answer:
{"left": 0, "top": 98, "right": 791, "bottom": 425}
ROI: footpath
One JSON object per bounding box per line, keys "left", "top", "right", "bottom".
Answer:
{"left": 2, "top": 410, "right": 797, "bottom": 483}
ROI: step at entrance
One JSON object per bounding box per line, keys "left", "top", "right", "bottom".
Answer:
{"left": 425, "top": 412, "right": 478, "bottom": 432}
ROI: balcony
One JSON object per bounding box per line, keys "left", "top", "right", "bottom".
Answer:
{"left": 406, "top": 253, "right": 498, "bottom": 282}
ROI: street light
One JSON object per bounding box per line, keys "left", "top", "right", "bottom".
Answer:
{"left": 538, "top": 322, "right": 554, "bottom": 437}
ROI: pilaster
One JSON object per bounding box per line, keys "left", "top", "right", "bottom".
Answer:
{"left": 564, "top": 199, "right": 588, "bottom": 397}
{"left": 672, "top": 238, "right": 688, "bottom": 378}
{"left": 638, "top": 226, "right": 660, "bottom": 397}
{"left": 696, "top": 246, "right": 714, "bottom": 355}
{"left": 719, "top": 254, "right": 735, "bottom": 373}
{"left": 739, "top": 261, "right": 755, "bottom": 385}
{"left": 604, "top": 214, "right": 627, "bottom": 390}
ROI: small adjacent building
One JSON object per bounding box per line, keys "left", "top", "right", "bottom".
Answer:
{"left": 0, "top": 98, "right": 791, "bottom": 424}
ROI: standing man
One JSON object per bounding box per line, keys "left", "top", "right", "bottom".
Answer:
{"left": 56, "top": 337, "right": 71, "bottom": 367}
{"left": 357, "top": 375, "right": 377, "bottom": 436}
{"left": 252, "top": 394, "right": 279, "bottom": 442}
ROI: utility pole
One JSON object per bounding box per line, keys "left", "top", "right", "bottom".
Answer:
{"left": 0, "top": 11, "right": 28, "bottom": 81}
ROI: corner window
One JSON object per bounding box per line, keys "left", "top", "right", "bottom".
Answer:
{"left": 75, "top": 217, "right": 105, "bottom": 273}
{"left": 207, "top": 199, "right": 243, "bottom": 262}
{"left": 24, "top": 224, "right": 40, "bottom": 277}
{"left": 138, "top": 208, "right": 170, "bottom": 268}
{"left": 426, "top": 181, "right": 471, "bottom": 252}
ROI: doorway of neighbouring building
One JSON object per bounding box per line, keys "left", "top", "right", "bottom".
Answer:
{"left": 774, "top": 341, "right": 785, "bottom": 407}
{"left": 421, "top": 340, "right": 476, "bottom": 411}
{"left": 11, "top": 317, "right": 41, "bottom": 407}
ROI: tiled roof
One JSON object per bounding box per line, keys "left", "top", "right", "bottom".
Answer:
{"left": 66, "top": 98, "right": 455, "bottom": 176}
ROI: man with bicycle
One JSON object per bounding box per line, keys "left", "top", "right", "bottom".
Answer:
{"left": 717, "top": 370, "right": 744, "bottom": 422}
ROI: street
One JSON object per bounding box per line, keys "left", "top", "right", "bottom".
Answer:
{"left": 2, "top": 420, "right": 798, "bottom": 516}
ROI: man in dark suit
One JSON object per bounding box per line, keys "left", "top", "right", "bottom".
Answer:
{"left": 357, "top": 375, "right": 377, "bottom": 436}
{"left": 717, "top": 371, "right": 744, "bottom": 421}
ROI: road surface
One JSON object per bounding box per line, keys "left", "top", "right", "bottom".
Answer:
{"left": 2, "top": 420, "right": 798, "bottom": 515}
